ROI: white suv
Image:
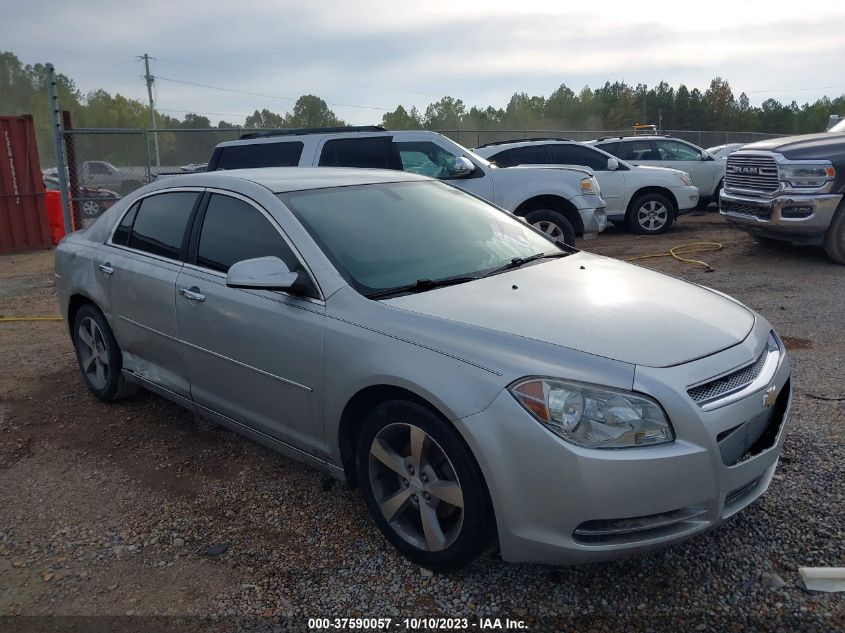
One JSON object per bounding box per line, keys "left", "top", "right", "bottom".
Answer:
{"left": 208, "top": 127, "right": 607, "bottom": 245}
{"left": 590, "top": 136, "right": 726, "bottom": 207}
{"left": 474, "top": 138, "right": 700, "bottom": 234}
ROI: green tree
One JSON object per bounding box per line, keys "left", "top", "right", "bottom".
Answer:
{"left": 381, "top": 105, "right": 422, "bottom": 129}
{"left": 287, "top": 95, "right": 344, "bottom": 128}
{"left": 424, "top": 96, "right": 466, "bottom": 129}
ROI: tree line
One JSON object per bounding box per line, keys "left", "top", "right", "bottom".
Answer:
{"left": 1, "top": 51, "right": 843, "bottom": 167}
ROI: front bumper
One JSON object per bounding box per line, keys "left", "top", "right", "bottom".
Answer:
{"left": 674, "top": 185, "right": 700, "bottom": 213}
{"left": 455, "top": 326, "right": 791, "bottom": 564}
{"left": 576, "top": 199, "right": 607, "bottom": 240}
{"left": 720, "top": 190, "right": 842, "bottom": 244}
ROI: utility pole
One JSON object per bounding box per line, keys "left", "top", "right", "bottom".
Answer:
{"left": 140, "top": 53, "right": 160, "bottom": 166}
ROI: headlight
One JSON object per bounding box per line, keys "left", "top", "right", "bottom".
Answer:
{"left": 580, "top": 177, "right": 599, "bottom": 195}
{"left": 675, "top": 172, "right": 693, "bottom": 186}
{"left": 779, "top": 163, "right": 835, "bottom": 188}
{"left": 509, "top": 378, "right": 674, "bottom": 448}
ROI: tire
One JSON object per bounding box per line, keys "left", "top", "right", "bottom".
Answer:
{"left": 356, "top": 400, "right": 495, "bottom": 572}
{"left": 715, "top": 179, "right": 724, "bottom": 209}
{"left": 72, "top": 304, "right": 139, "bottom": 402}
{"left": 823, "top": 200, "right": 845, "bottom": 264}
{"left": 81, "top": 199, "right": 101, "bottom": 217}
{"left": 524, "top": 209, "right": 576, "bottom": 246}
{"left": 627, "top": 193, "right": 675, "bottom": 235}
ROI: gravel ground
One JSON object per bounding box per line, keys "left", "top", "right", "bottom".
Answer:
{"left": 0, "top": 212, "right": 843, "bottom": 633}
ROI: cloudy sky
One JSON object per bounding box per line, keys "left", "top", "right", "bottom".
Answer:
{"left": 6, "top": 0, "right": 845, "bottom": 125}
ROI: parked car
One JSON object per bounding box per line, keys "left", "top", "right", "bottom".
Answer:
{"left": 207, "top": 126, "right": 607, "bottom": 245}
{"left": 43, "top": 176, "right": 121, "bottom": 218}
{"left": 55, "top": 167, "right": 792, "bottom": 570}
{"left": 706, "top": 143, "right": 745, "bottom": 160}
{"left": 473, "top": 139, "right": 699, "bottom": 234}
{"left": 590, "top": 136, "right": 726, "bottom": 205}
{"left": 720, "top": 118, "right": 845, "bottom": 262}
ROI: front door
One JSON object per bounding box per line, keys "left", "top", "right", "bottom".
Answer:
{"left": 174, "top": 192, "right": 326, "bottom": 454}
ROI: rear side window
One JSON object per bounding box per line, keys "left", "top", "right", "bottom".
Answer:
{"left": 196, "top": 194, "right": 298, "bottom": 273}
{"left": 595, "top": 141, "right": 619, "bottom": 156}
{"left": 616, "top": 140, "right": 657, "bottom": 161}
{"left": 549, "top": 144, "right": 610, "bottom": 171}
{"left": 112, "top": 202, "right": 139, "bottom": 246}
{"left": 214, "top": 142, "right": 304, "bottom": 170}
{"left": 127, "top": 192, "right": 198, "bottom": 259}
{"left": 318, "top": 137, "right": 400, "bottom": 169}
{"left": 493, "top": 145, "right": 548, "bottom": 167}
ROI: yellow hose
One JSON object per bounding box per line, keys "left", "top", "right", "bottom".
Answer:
{"left": 0, "top": 316, "right": 63, "bottom": 322}
{"left": 626, "top": 241, "right": 723, "bottom": 272}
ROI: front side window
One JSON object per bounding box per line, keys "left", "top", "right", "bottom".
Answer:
{"left": 126, "top": 192, "right": 197, "bottom": 259}
{"left": 281, "top": 181, "right": 561, "bottom": 295}
{"left": 655, "top": 140, "right": 702, "bottom": 161}
{"left": 395, "top": 141, "right": 468, "bottom": 178}
{"left": 549, "top": 144, "right": 610, "bottom": 171}
{"left": 215, "top": 142, "right": 304, "bottom": 170}
{"left": 196, "top": 194, "right": 298, "bottom": 273}
{"left": 616, "top": 140, "right": 657, "bottom": 161}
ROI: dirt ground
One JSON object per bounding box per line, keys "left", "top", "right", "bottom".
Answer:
{"left": 1, "top": 212, "right": 843, "bottom": 632}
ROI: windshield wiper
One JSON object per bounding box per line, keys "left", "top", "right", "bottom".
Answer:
{"left": 483, "top": 250, "right": 571, "bottom": 277}
{"left": 367, "top": 275, "right": 479, "bottom": 300}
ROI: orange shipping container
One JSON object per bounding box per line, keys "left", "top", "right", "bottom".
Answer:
{"left": 0, "top": 115, "right": 53, "bottom": 253}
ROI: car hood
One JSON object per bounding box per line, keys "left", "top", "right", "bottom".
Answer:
{"left": 742, "top": 132, "right": 845, "bottom": 159}
{"left": 631, "top": 165, "right": 688, "bottom": 177}
{"left": 507, "top": 164, "right": 593, "bottom": 177}
{"left": 382, "top": 252, "right": 754, "bottom": 368}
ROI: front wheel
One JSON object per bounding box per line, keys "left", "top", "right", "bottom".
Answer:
{"left": 627, "top": 193, "right": 675, "bottom": 235}
{"left": 356, "top": 400, "right": 495, "bottom": 571}
{"left": 524, "top": 209, "right": 576, "bottom": 246}
{"left": 823, "top": 200, "right": 845, "bottom": 264}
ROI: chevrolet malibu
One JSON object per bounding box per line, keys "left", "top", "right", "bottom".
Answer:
{"left": 55, "top": 168, "right": 792, "bottom": 571}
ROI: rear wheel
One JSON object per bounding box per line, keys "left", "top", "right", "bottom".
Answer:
{"left": 627, "top": 193, "right": 675, "bottom": 235}
{"left": 81, "top": 199, "right": 101, "bottom": 217}
{"left": 72, "top": 304, "right": 139, "bottom": 402}
{"left": 356, "top": 400, "right": 495, "bottom": 571}
{"left": 524, "top": 209, "right": 576, "bottom": 246}
{"left": 823, "top": 200, "right": 845, "bottom": 264}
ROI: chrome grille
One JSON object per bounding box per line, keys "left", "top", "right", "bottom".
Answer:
{"left": 688, "top": 348, "right": 768, "bottom": 405}
{"left": 725, "top": 154, "right": 780, "bottom": 192}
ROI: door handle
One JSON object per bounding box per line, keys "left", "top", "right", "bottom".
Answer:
{"left": 98, "top": 263, "right": 114, "bottom": 276}
{"left": 179, "top": 287, "right": 206, "bottom": 303}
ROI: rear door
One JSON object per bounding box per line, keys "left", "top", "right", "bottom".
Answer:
{"left": 100, "top": 189, "right": 202, "bottom": 398}
{"left": 174, "top": 191, "right": 326, "bottom": 453}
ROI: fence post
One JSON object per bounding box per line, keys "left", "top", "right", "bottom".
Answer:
{"left": 46, "top": 63, "right": 72, "bottom": 235}
{"left": 143, "top": 130, "right": 152, "bottom": 184}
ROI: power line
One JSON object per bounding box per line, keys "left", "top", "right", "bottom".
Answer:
{"left": 154, "top": 75, "right": 391, "bottom": 111}
{"left": 746, "top": 84, "right": 845, "bottom": 93}
{"left": 157, "top": 108, "right": 248, "bottom": 119}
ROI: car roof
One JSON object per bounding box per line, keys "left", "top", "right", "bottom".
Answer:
{"left": 183, "top": 167, "right": 429, "bottom": 193}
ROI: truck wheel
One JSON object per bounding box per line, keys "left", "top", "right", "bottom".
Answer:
{"left": 524, "top": 210, "right": 576, "bottom": 246}
{"left": 627, "top": 193, "right": 675, "bottom": 235}
{"left": 822, "top": 200, "right": 845, "bottom": 264}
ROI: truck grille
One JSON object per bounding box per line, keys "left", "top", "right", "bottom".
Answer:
{"left": 721, "top": 199, "right": 772, "bottom": 220}
{"left": 725, "top": 155, "right": 780, "bottom": 193}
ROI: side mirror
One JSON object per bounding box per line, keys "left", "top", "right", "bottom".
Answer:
{"left": 450, "top": 156, "right": 476, "bottom": 178}
{"left": 226, "top": 256, "right": 301, "bottom": 291}
{"left": 607, "top": 158, "right": 619, "bottom": 171}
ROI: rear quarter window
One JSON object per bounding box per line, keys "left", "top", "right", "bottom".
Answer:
{"left": 213, "top": 142, "right": 304, "bottom": 170}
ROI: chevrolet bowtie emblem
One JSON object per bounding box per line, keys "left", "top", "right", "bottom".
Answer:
{"left": 763, "top": 385, "right": 778, "bottom": 408}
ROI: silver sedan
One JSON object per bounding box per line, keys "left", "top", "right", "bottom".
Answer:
{"left": 55, "top": 168, "right": 792, "bottom": 570}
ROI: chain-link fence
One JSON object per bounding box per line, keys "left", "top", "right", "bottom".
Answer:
{"left": 50, "top": 126, "right": 784, "bottom": 227}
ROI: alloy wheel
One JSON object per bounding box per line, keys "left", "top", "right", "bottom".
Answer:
{"left": 637, "top": 200, "right": 668, "bottom": 231}
{"left": 368, "top": 422, "right": 464, "bottom": 552}
{"left": 77, "top": 316, "right": 110, "bottom": 389}
{"left": 532, "top": 220, "right": 564, "bottom": 240}
{"left": 81, "top": 200, "right": 101, "bottom": 217}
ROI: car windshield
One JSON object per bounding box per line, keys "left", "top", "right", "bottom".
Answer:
{"left": 829, "top": 119, "right": 845, "bottom": 133}
{"left": 280, "top": 181, "right": 563, "bottom": 296}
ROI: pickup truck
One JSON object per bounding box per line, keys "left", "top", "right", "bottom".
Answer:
{"left": 63, "top": 161, "right": 175, "bottom": 194}
{"left": 207, "top": 127, "right": 607, "bottom": 245}
{"left": 719, "top": 118, "right": 845, "bottom": 263}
